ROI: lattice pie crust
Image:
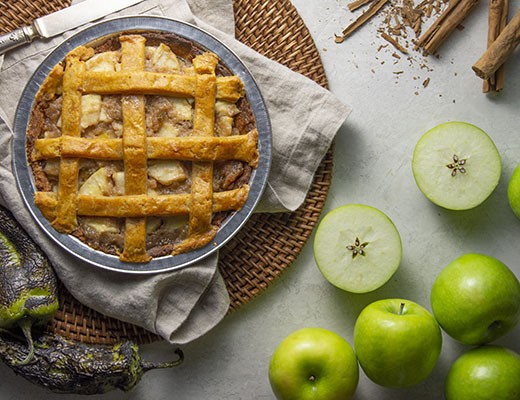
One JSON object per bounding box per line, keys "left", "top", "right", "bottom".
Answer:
{"left": 27, "top": 33, "right": 259, "bottom": 263}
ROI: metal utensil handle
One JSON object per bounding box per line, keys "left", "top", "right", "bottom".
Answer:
{"left": 0, "top": 26, "right": 38, "bottom": 55}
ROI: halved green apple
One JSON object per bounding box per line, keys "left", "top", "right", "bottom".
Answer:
{"left": 508, "top": 163, "right": 520, "bottom": 219}
{"left": 313, "top": 204, "right": 402, "bottom": 293}
{"left": 412, "top": 121, "right": 502, "bottom": 210}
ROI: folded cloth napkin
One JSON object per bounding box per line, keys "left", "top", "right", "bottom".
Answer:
{"left": 0, "top": 0, "right": 351, "bottom": 344}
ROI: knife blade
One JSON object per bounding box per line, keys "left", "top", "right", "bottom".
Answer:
{"left": 0, "top": 0, "right": 144, "bottom": 55}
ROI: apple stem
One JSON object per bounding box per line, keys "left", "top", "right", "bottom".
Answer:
{"left": 399, "top": 302, "right": 405, "bottom": 315}
{"left": 309, "top": 375, "right": 316, "bottom": 382}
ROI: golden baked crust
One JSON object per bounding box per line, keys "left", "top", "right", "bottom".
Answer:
{"left": 27, "top": 33, "right": 258, "bottom": 263}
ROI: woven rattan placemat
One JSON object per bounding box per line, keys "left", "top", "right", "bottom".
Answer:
{"left": 1, "top": 0, "right": 332, "bottom": 344}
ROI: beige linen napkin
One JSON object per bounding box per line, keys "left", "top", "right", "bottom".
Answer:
{"left": 0, "top": 0, "right": 351, "bottom": 344}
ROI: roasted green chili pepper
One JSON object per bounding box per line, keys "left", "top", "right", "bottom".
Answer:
{"left": 0, "top": 205, "right": 59, "bottom": 365}
{"left": 0, "top": 332, "right": 184, "bottom": 394}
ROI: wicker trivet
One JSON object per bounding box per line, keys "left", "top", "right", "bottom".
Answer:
{"left": 1, "top": 0, "right": 332, "bottom": 344}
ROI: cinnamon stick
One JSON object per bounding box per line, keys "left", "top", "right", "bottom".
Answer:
{"left": 473, "top": 9, "right": 520, "bottom": 80}
{"left": 335, "top": 0, "right": 390, "bottom": 43}
{"left": 483, "top": 0, "right": 509, "bottom": 92}
{"left": 348, "top": 0, "right": 376, "bottom": 12}
{"left": 415, "top": 0, "right": 479, "bottom": 55}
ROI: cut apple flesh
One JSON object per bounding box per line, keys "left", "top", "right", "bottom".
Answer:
{"left": 314, "top": 204, "right": 402, "bottom": 293}
{"left": 508, "top": 163, "right": 520, "bottom": 219}
{"left": 412, "top": 122, "right": 501, "bottom": 210}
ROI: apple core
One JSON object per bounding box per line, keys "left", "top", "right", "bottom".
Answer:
{"left": 446, "top": 154, "right": 467, "bottom": 176}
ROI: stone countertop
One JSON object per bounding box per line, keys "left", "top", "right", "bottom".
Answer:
{"left": 1, "top": 0, "right": 519, "bottom": 398}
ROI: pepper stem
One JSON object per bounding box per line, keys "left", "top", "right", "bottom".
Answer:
{"left": 13, "top": 318, "right": 34, "bottom": 366}
{"left": 141, "top": 348, "right": 184, "bottom": 372}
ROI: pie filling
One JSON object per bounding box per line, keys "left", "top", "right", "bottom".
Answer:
{"left": 26, "top": 33, "right": 259, "bottom": 263}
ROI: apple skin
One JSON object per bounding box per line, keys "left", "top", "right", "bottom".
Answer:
{"left": 353, "top": 298, "right": 442, "bottom": 388}
{"left": 268, "top": 327, "right": 358, "bottom": 400}
{"left": 431, "top": 253, "right": 520, "bottom": 345}
{"left": 508, "top": 163, "right": 520, "bottom": 219}
{"left": 445, "top": 345, "right": 520, "bottom": 400}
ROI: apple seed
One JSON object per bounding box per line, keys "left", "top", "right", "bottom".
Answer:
{"left": 346, "top": 237, "right": 369, "bottom": 259}
{"left": 446, "top": 154, "right": 467, "bottom": 176}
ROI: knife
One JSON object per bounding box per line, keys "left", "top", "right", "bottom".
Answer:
{"left": 0, "top": 0, "right": 144, "bottom": 55}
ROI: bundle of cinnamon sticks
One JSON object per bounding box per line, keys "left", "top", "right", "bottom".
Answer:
{"left": 414, "top": 0, "right": 518, "bottom": 93}
{"left": 473, "top": 3, "right": 519, "bottom": 92}
{"left": 415, "top": 0, "right": 480, "bottom": 55}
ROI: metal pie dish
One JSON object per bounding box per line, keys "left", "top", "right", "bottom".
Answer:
{"left": 13, "top": 16, "right": 272, "bottom": 274}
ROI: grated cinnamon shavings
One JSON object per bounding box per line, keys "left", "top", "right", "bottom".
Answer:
{"left": 336, "top": 0, "right": 451, "bottom": 89}
{"left": 337, "top": 0, "right": 450, "bottom": 52}
{"left": 381, "top": 31, "right": 409, "bottom": 54}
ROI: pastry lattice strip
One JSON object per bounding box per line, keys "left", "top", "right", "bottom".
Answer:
{"left": 82, "top": 71, "right": 244, "bottom": 102}
{"left": 33, "top": 34, "right": 258, "bottom": 262}
{"left": 32, "top": 131, "right": 258, "bottom": 163}
{"left": 34, "top": 187, "right": 249, "bottom": 220}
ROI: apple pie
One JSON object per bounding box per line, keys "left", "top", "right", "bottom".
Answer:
{"left": 26, "top": 32, "right": 259, "bottom": 263}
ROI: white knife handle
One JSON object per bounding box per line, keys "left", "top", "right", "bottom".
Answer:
{"left": 0, "top": 25, "right": 39, "bottom": 55}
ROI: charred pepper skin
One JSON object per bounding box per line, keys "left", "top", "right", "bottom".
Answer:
{"left": 0, "top": 332, "right": 184, "bottom": 394}
{"left": 0, "top": 205, "right": 59, "bottom": 365}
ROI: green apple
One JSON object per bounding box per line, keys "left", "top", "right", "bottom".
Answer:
{"left": 431, "top": 253, "right": 520, "bottom": 345}
{"left": 268, "top": 327, "right": 358, "bottom": 400}
{"left": 412, "top": 121, "right": 501, "bottom": 210}
{"left": 313, "top": 204, "right": 402, "bottom": 293}
{"left": 445, "top": 346, "right": 520, "bottom": 400}
{"left": 508, "top": 162, "right": 520, "bottom": 219}
{"left": 353, "top": 298, "right": 442, "bottom": 388}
